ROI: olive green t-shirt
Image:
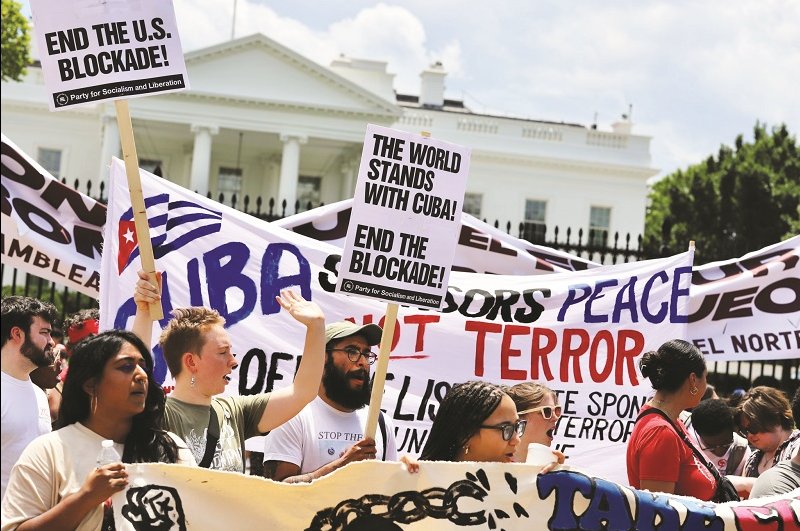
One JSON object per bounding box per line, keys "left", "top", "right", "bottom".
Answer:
{"left": 164, "top": 395, "right": 269, "bottom": 472}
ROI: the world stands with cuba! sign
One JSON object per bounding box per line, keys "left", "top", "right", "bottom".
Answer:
{"left": 1, "top": 134, "right": 797, "bottom": 528}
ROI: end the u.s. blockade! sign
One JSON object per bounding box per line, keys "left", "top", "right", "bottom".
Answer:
{"left": 29, "top": 0, "right": 189, "bottom": 111}
{"left": 336, "top": 124, "right": 470, "bottom": 309}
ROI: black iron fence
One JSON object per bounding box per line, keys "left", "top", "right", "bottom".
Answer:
{"left": 4, "top": 179, "right": 795, "bottom": 395}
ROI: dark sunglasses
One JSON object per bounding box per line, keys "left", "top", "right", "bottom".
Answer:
{"left": 328, "top": 347, "right": 378, "bottom": 365}
{"left": 737, "top": 422, "right": 766, "bottom": 437}
{"left": 518, "top": 405, "right": 563, "bottom": 420}
{"left": 480, "top": 419, "right": 527, "bottom": 441}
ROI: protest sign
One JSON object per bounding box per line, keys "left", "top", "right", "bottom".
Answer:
{"left": 0, "top": 134, "right": 103, "bottom": 296}
{"left": 277, "top": 199, "right": 597, "bottom": 274}
{"left": 688, "top": 235, "right": 800, "bottom": 360}
{"left": 113, "top": 461, "right": 800, "bottom": 530}
{"left": 336, "top": 125, "right": 470, "bottom": 309}
{"left": 29, "top": 0, "right": 188, "bottom": 110}
{"left": 100, "top": 159, "right": 695, "bottom": 485}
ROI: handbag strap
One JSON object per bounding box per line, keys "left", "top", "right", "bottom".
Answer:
{"left": 636, "top": 408, "right": 724, "bottom": 484}
{"left": 198, "top": 404, "right": 220, "bottom": 469}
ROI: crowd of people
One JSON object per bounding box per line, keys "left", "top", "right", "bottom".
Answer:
{"left": 1, "top": 281, "right": 798, "bottom": 529}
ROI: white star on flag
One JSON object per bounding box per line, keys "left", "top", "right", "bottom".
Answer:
{"left": 123, "top": 229, "right": 134, "bottom": 243}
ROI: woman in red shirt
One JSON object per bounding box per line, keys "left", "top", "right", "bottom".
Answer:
{"left": 626, "top": 339, "right": 716, "bottom": 500}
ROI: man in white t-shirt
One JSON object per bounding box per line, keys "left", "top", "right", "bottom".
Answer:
{"left": 1, "top": 296, "right": 58, "bottom": 500}
{"left": 262, "top": 322, "right": 398, "bottom": 482}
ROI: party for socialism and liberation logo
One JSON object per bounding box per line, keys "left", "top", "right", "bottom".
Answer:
{"left": 117, "top": 193, "right": 222, "bottom": 274}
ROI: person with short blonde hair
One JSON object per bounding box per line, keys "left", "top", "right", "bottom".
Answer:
{"left": 133, "top": 270, "right": 326, "bottom": 474}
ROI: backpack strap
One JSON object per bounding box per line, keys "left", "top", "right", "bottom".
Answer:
{"left": 198, "top": 403, "right": 220, "bottom": 469}
{"left": 378, "top": 411, "right": 388, "bottom": 461}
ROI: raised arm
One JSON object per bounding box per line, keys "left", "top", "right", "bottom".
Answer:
{"left": 257, "top": 290, "right": 325, "bottom": 433}
{"left": 131, "top": 270, "right": 161, "bottom": 346}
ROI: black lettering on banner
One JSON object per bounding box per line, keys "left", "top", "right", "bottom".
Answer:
{"left": 121, "top": 485, "right": 186, "bottom": 531}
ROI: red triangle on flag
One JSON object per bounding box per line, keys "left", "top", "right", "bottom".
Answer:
{"left": 117, "top": 220, "right": 138, "bottom": 274}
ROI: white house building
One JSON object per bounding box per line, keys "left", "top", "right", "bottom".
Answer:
{"left": 1, "top": 33, "right": 658, "bottom": 245}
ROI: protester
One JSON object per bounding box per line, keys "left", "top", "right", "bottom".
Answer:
{"left": 1, "top": 296, "right": 58, "bottom": 501}
{"left": 1, "top": 330, "right": 194, "bottom": 530}
{"left": 420, "top": 380, "right": 522, "bottom": 463}
{"left": 749, "top": 388, "right": 800, "bottom": 498}
{"left": 505, "top": 381, "right": 565, "bottom": 464}
{"left": 687, "top": 399, "right": 751, "bottom": 476}
{"left": 626, "top": 339, "right": 717, "bottom": 500}
{"left": 262, "top": 321, "right": 398, "bottom": 482}
{"left": 736, "top": 386, "right": 800, "bottom": 478}
{"left": 133, "top": 270, "right": 326, "bottom": 473}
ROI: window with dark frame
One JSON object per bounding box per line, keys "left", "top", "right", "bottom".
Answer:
{"left": 522, "top": 199, "right": 547, "bottom": 243}
{"left": 37, "top": 148, "right": 62, "bottom": 178}
{"left": 589, "top": 206, "right": 611, "bottom": 247}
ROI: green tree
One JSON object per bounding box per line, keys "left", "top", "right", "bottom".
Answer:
{"left": 1, "top": 0, "right": 31, "bottom": 82}
{"left": 645, "top": 123, "right": 800, "bottom": 264}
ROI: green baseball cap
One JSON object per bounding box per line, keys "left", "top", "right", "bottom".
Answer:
{"left": 324, "top": 321, "right": 383, "bottom": 346}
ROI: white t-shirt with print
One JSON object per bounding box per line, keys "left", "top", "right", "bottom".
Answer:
{"left": 687, "top": 424, "right": 751, "bottom": 476}
{"left": 1, "top": 371, "right": 51, "bottom": 501}
{"left": 262, "top": 396, "right": 398, "bottom": 474}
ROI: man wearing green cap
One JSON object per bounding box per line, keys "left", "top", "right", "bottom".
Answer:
{"left": 262, "top": 321, "right": 398, "bottom": 482}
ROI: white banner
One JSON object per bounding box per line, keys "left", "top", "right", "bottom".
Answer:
{"left": 112, "top": 462, "right": 800, "bottom": 530}
{"left": 277, "top": 199, "right": 597, "bottom": 274}
{"left": 337, "top": 125, "right": 470, "bottom": 309}
{"left": 688, "top": 236, "right": 800, "bottom": 360}
{"left": 100, "top": 158, "right": 695, "bottom": 485}
{"left": 29, "top": 0, "right": 188, "bottom": 110}
{"left": 0, "top": 134, "right": 104, "bottom": 296}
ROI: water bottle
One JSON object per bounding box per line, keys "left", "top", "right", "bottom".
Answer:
{"left": 96, "top": 439, "right": 121, "bottom": 467}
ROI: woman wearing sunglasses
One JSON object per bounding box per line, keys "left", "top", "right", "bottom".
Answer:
{"left": 506, "top": 382, "right": 566, "bottom": 465}
{"left": 420, "top": 381, "right": 525, "bottom": 463}
{"left": 626, "top": 339, "right": 717, "bottom": 500}
{"left": 736, "top": 386, "right": 799, "bottom": 478}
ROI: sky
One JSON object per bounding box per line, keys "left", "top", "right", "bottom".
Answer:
{"left": 23, "top": 0, "right": 800, "bottom": 179}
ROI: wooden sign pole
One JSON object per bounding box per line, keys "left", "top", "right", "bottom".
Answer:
{"left": 114, "top": 99, "right": 164, "bottom": 320}
{"left": 364, "top": 302, "right": 399, "bottom": 439}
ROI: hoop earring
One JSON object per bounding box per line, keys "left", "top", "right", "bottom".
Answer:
{"left": 190, "top": 375, "right": 196, "bottom": 387}
{"left": 690, "top": 387, "right": 698, "bottom": 396}
{"left": 464, "top": 445, "right": 469, "bottom": 456}
{"left": 91, "top": 393, "right": 98, "bottom": 415}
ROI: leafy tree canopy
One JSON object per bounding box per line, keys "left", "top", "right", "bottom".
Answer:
{"left": 1, "top": 0, "right": 31, "bottom": 82}
{"left": 645, "top": 122, "right": 799, "bottom": 264}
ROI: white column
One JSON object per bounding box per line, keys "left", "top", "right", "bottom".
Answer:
{"left": 98, "top": 114, "right": 120, "bottom": 187}
{"left": 189, "top": 124, "right": 219, "bottom": 196}
{"left": 278, "top": 134, "right": 307, "bottom": 211}
{"left": 339, "top": 157, "right": 358, "bottom": 199}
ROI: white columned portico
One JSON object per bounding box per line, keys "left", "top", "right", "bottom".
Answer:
{"left": 189, "top": 124, "right": 219, "bottom": 196}
{"left": 278, "top": 133, "right": 307, "bottom": 211}
{"left": 98, "top": 114, "right": 120, "bottom": 186}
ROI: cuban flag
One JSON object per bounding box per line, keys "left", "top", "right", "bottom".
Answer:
{"left": 117, "top": 194, "right": 222, "bottom": 274}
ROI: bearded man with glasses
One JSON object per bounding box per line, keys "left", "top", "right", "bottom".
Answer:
{"left": 263, "top": 322, "right": 398, "bottom": 482}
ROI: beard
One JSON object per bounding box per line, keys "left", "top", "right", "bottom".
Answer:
{"left": 321, "top": 356, "right": 371, "bottom": 411}
{"left": 21, "top": 336, "right": 54, "bottom": 368}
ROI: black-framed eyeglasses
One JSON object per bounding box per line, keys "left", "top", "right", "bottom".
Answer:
{"left": 699, "top": 438, "right": 734, "bottom": 453}
{"left": 518, "top": 405, "right": 563, "bottom": 420}
{"left": 328, "top": 347, "right": 378, "bottom": 365}
{"left": 480, "top": 419, "right": 527, "bottom": 441}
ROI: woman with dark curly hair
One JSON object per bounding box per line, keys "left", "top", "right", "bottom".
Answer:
{"left": 626, "top": 339, "right": 717, "bottom": 500}
{"left": 1, "top": 330, "right": 194, "bottom": 530}
{"left": 736, "top": 386, "right": 799, "bottom": 478}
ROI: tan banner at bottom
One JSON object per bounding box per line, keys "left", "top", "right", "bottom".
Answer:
{"left": 112, "top": 461, "right": 799, "bottom": 530}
